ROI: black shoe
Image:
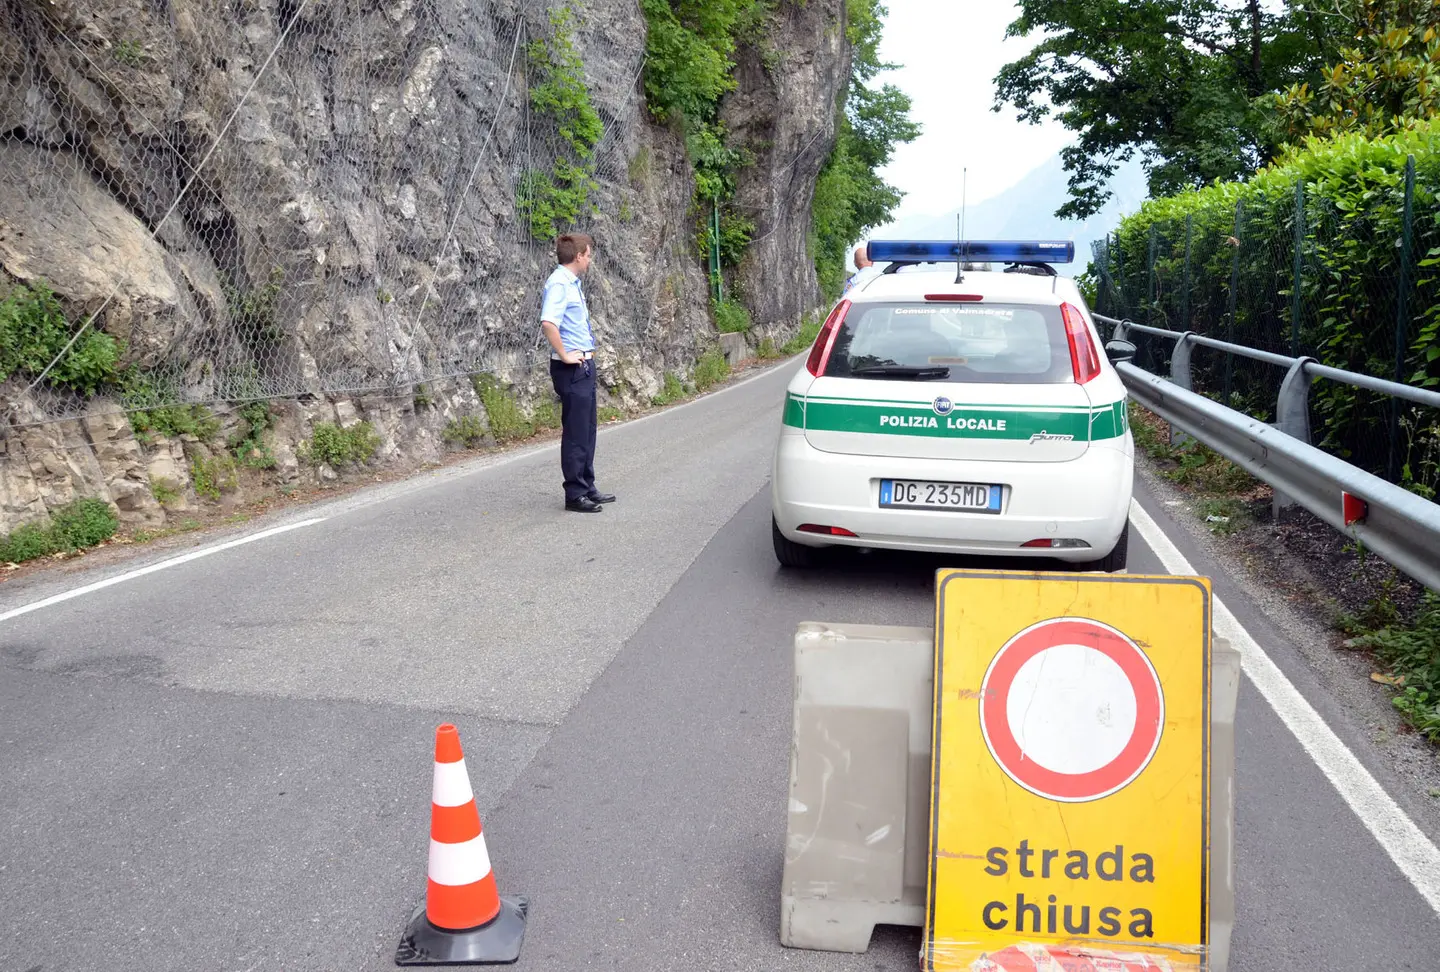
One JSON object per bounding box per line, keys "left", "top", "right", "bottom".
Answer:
{"left": 565, "top": 495, "right": 604, "bottom": 513}
{"left": 588, "top": 491, "right": 616, "bottom": 504}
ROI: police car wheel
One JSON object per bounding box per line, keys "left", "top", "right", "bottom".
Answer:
{"left": 1083, "top": 520, "right": 1129, "bottom": 573}
{"left": 772, "top": 516, "right": 821, "bottom": 568}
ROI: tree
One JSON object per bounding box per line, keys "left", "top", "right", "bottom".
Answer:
{"left": 994, "top": 0, "right": 1339, "bottom": 218}
{"left": 1273, "top": 0, "right": 1440, "bottom": 143}
{"left": 811, "top": 0, "right": 920, "bottom": 298}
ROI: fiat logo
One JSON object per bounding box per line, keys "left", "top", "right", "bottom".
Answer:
{"left": 932, "top": 396, "right": 954, "bottom": 416}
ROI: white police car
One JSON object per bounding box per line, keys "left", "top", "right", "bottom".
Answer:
{"left": 771, "top": 239, "right": 1136, "bottom": 570}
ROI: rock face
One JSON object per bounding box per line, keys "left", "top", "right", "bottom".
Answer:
{"left": 724, "top": 0, "right": 850, "bottom": 331}
{"left": 0, "top": 0, "right": 848, "bottom": 534}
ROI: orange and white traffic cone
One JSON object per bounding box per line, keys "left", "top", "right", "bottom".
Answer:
{"left": 396, "top": 724, "right": 528, "bottom": 965}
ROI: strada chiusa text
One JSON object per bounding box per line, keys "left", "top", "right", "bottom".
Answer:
{"left": 979, "top": 841, "right": 1157, "bottom": 939}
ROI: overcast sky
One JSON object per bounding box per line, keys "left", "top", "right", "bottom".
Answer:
{"left": 873, "top": 0, "right": 1073, "bottom": 217}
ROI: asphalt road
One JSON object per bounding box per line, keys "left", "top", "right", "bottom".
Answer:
{"left": 2, "top": 359, "right": 1438, "bottom": 971}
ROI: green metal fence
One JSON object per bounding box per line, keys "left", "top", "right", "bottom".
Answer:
{"left": 1092, "top": 155, "right": 1440, "bottom": 498}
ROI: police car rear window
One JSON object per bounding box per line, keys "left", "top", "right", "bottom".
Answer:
{"left": 825, "top": 302, "right": 1072, "bottom": 384}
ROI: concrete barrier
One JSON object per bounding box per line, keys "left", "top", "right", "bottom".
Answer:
{"left": 779, "top": 621, "right": 1239, "bottom": 969}
{"left": 719, "top": 331, "right": 749, "bottom": 369}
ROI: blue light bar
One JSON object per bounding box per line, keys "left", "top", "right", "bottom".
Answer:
{"left": 866, "top": 240, "right": 1075, "bottom": 265}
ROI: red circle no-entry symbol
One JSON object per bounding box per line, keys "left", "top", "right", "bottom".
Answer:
{"left": 979, "top": 617, "right": 1164, "bottom": 803}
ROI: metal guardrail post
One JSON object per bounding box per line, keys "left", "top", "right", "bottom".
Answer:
{"left": 1273, "top": 357, "right": 1316, "bottom": 517}
{"left": 1170, "top": 332, "right": 1195, "bottom": 445}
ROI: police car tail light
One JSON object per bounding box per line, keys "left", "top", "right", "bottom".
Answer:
{"left": 924, "top": 294, "right": 983, "bottom": 302}
{"left": 1061, "top": 302, "right": 1102, "bottom": 384}
{"left": 805, "top": 299, "right": 852, "bottom": 376}
{"left": 1021, "top": 538, "right": 1092, "bottom": 549}
{"left": 798, "top": 524, "right": 858, "bottom": 538}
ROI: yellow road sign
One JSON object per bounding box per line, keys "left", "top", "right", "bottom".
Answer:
{"left": 924, "top": 569, "right": 1211, "bottom": 971}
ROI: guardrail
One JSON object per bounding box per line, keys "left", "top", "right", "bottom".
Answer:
{"left": 1094, "top": 313, "right": 1440, "bottom": 592}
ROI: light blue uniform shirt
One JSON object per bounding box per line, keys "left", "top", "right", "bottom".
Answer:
{"left": 540, "top": 265, "right": 594, "bottom": 356}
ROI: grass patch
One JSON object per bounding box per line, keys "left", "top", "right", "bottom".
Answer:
{"left": 301, "top": 422, "right": 380, "bottom": 468}
{"left": 1129, "top": 403, "right": 1253, "bottom": 492}
{"left": 131, "top": 518, "right": 204, "bottom": 544}
{"left": 1340, "top": 590, "right": 1440, "bottom": 742}
{"left": 652, "top": 373, "right": 685, "bottom": 407}
{"left": 150, "top": 477, "right": 182, "bottom": 506}
{"left": 599, "top": 405, "right": 625, "bottom": 423}
{"left": 0, "top": 498, "right": 118, "bottom": 564}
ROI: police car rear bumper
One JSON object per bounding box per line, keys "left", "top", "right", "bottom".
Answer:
{"left": 770, "top": 432, "right": 1132, "bottom": 560}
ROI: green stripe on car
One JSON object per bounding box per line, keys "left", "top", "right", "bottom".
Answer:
{"left": 783, "top": 393, "right": 1127, "bottom": 441}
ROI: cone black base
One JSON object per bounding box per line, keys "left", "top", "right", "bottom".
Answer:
{"left": 395, "top": 895, "right": 529, "bottom": 966}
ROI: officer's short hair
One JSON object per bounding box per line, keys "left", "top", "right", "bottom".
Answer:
{"left": 557, "top": 233, "right": 595, "bottom": 265}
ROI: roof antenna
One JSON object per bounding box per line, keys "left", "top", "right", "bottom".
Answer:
{"left": 955, "top": 168, "right": 967, "bottom": 284}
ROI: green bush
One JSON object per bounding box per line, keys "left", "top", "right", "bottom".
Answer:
{"left": 303, "top": 422, "right": 381, "bottom": 468}
{"left": 474, "top": 375, "right": 535, "bottom": 443}
{"left": 443, "top": 416, "right": 488, "bottom": 448}
{"left": 520, "top": 4, "right": 602, "bottom": 240}
{"left": 130, "top": 404, "right": 221, "bottom": 442}
{"left": 50, "top": 497, "right": 121, "bottom": 548}
{"left": 693, "top": 348, "right": 730, "bottom": 391}
{"left": 713, "top": 298, "right": 751, "bottom": 334}
{"left": 190, "top": 454, "right": 238, "bottom": 500}
{"left": 228, "top": 401, "right": 277, "bottom": 470}
{"left": 0, "top": 282, "right": 122, "bottom": 394}
{"left": 0, "top": 497, "right": 118, "bottom": 563}
{"left": 1103, "top": 120, "right": 1440, "bottom": 494}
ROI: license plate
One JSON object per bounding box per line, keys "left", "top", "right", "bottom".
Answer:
{"left": 879, "top": 479, "right": 1002, "bottom": 513}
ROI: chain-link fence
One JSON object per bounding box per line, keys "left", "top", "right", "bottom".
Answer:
{"left": 1092, "top": 158, "right": 1440, "bottom": 497}
{"left": 0, "top": 0, "right": 711, "bottom": 433}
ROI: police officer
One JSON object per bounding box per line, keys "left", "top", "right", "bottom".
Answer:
{"left": 844, "top": 243, "right": 879, "bottom": 294}
{"left": 541, "top": 232, "right": 615, "bottom": 513}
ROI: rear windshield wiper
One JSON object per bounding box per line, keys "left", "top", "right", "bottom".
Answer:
{"left": 849, "top": 365, "right": 951, "bottom": 380}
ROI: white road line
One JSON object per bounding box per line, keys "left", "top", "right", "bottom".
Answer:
{"left": 1130, "top": 499, "right": 1440, "bottom": 915}
{"left": 0, "top": 518, "right": 327, "bottom": 625}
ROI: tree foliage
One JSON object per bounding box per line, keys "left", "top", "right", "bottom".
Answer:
{"left": 994, "top": 0, "right": 1341, "bottom": 218}
{"left": 1273, "top": 0, "right": 1440, "bottom": 142}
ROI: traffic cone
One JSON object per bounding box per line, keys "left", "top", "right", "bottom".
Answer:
{"left": 396, "top": 724, "right": 528, "bottom": 965}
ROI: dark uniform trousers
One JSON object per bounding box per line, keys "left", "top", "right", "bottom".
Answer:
{"left": 549, "top": 357, "right": 597, "bottom": 502}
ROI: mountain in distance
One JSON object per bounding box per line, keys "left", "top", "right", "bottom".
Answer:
{"left": 870, "top": 153, "right": 1150, "bottom": 273}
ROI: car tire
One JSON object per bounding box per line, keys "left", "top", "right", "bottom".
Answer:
{"left": 1083, "top": 520, "right": 1129, "bottom": 573}
{"left": 773, "top": 516, "right": 821, "bottom": 568}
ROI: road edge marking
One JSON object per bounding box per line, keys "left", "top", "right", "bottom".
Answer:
{"left": 1130, "top": 499, "right": 1440, "bottom": 916}
{"left": 0, "top": 517, "right": 327, "bottom": 625}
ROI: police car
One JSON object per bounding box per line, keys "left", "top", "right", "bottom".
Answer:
{"left": 771, "top": 239, "right": 1136, "bottom": 571}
